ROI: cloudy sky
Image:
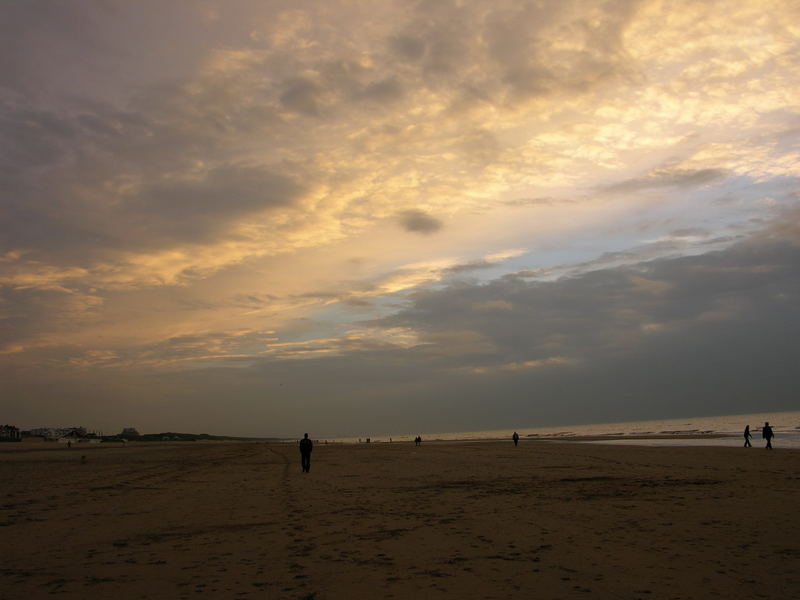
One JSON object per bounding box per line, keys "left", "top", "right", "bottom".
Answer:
{"left": 2, "top": 0, "right": 799, "bottom": 438}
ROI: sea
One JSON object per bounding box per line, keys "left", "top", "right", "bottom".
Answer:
{"left": 336, "top": 410, "right": 800, "bottom": 448}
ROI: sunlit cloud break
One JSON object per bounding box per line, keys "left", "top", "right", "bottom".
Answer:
{"left": 1, "top": 0, "right": 798, "bottom": 437}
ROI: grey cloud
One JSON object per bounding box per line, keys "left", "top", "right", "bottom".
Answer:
{"left": 231, "top": 293, "right": 278, "bottom": 310}
{"left": 1, "top": 0, "right": 668, "bottom": 273}
{"left": 280, "top": 78, "right": 322, "bottom": 116}
{"left": 357, "top": 77, "right": 405, "bottom": 103}
{"left": 390, "top": 35, "right": 426, "bottom": 61}
{"left": 1, "top": 132, "right": 305, "bottom": 263}
{"left": 319, "top": 59, "right": 369, "bottom": 90}
{"left": 562, "top": 239, "right": 703, "bottom": 273}
{"left": 604, "top": 168, "right": 729, "bottom": 194}
{"left": 0, "top": 104, "right": 78, "bottom": 171}
{"left": 443, "top": 260, "right": 498, "bottom": 275}
{"left": 35, "top": 329, "right": 282, "bottom": 371}
{"left": 386, "top": 4, "right": 477, "bottom": 84}
{"left": 670, "top": 227, "right": 711, "bottom": 239}
{"left": 509, "top": 234, "right": 743, "bottom": 283}
{"left": 749, "top": 204, "right": 800, "bottom": 245}
{"left": 385, "top": 1, "right": 641, "bottom": 114}
{"left": 311, "top": 59, "right": 409, "bottom": 110}
{"left": 5, "top": 215, "right": 799, "bottom": 437}
{"left": 0, "top": 71, "right": 304, "bottom": 265}
{"left": 122, "top": 165, "right": 305, "bottom": 246}
{"left": 398, "top": 210, "right": 443, "bottom": 235}
{"left": 0, "top": 284, "right": 103, "bottom": 353}
{"left": 377, "top": 210, "right": 800, "bottom": 375}
{"left": 503, "top": 65, "right": 556, "bottom": 99}
{"left": 283, "top": 61, "right": 407, "bottom": 114}
{"left": 421, "top": 25, "right": 470, "bottom": 78}
{"left": 0, "top": 2, "right": 107, "bottom": 96}
{"left": 480, "top": 1, "right": 636, "bottom": 101}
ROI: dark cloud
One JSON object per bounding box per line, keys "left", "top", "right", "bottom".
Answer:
{"left": 357, "top": 77, "right": 405, "bottom": 103}
{"left": 0, "top": 284, "right": 104, "bottom": 356}
{"left": 4, "top": 212, "right": 799, "bottom": 436}
{"left": 389, "top": 34, "right": 426, "bottom": 61}
{"left": 279, "top": 78, "right": 322, "bottom": 116}
{"left": 398, "top": 210, "right": 443, "bottom": 235}
{"left": 3, "top": 1, "right": 799, "bottom": 437}
{"left": 121, "top": 165, "right": 305, "bottom": 246}
{"left": 0, "top": 2, "right": 107, "bottom": 96}
{"left": 0, "top": 103, "right": 78, "bottom": 172}
{"left": 0, "top": 0, "right": 703, "bottom": 270}
{"left": 0, "top": 80, "right": 305, "bottom": 266}
{"left": 503, "top": 65, "right": 556, "bottom": 99}
{"left": 349, "top": 211, "right": 800, "bottom": 425}
{"left": 391, "top": 233, "right": 800, "bottom": 364}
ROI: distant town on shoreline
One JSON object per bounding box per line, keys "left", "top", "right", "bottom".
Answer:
{"left": 0, "top": 424, "right": 272, "bottom": 444}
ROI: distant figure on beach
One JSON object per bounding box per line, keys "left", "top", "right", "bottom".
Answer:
{"left": 512, "top": 432, "right": 520, "bottom": 447}
{"left": 762, "top": 422, "right": 774, "bottom": 449}
{"left": 743, "top": 425, "right": 752, "bottom": 447}
{"left": 414, "top": 435, "right": 422, "bottom": 446}
{"left": 299, "top": 433, "right": 313, "bottom": 472}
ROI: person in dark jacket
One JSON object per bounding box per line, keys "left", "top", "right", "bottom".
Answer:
{"left": 743, "top": 425, "right": 752, "bottom": 448}
{"left": 762, "top": 422, "right": 774, "bottom": 449}
{"left": 512, "top": 431, "right": 520, "bottom": 446}
{"left": 299, "top": 433, "right": 313, "bottom": 472}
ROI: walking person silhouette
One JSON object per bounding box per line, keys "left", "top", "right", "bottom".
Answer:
{"left": 762, "top": 422, "right": 774, "bottom": 449}
{"left": 299, "top": 433, "right": 313, "bottom": 472}
{"left": 743, "top": 425, "right": 752, "bottom": 448}
{"left": 512, "top": 431, "right": 519, "bottom": 446}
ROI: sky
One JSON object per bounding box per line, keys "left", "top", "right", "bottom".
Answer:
{"left": 2, "top": 0, "right": 799, "bottom": 438}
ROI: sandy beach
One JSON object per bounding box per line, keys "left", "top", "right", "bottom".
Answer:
{"left": 2, "top": 440, "right": 798, "bottom": 599}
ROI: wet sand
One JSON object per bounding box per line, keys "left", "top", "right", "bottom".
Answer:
{"left": 1, "top": 440, "right": 798, "bottom": 599}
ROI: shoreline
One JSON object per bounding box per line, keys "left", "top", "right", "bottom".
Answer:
{"left": 0, "top": 431, "right": 767, "bottom": 452}
{"left": 0, "top": 432, "right": 739, "bottom": 449}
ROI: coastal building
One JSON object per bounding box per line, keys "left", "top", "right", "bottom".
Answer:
{"left": 57, "top": 427, "right": 103, "bottom": 444}
{"left": 23, "top": 426, "right": 100, "bottom": 441}
{"left": 63, "top": 427, "right": 88, "bottom": 438}
{"left": 27, "top": 427, "right": 74, "bottom": 440}
{"left": 27, "top": 427, "right": 57, "bottom": 439}
{"left": 1, "top": 424, "right": 21, "bottom": 441}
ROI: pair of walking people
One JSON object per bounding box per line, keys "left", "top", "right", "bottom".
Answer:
{"left": 743, "top": 422, "right": 774, "bottom": 449}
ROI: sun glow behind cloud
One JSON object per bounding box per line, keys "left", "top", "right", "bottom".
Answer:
{"left": 1, "top": 0, "right": 799, "bottom": 435}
